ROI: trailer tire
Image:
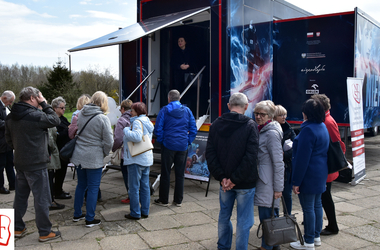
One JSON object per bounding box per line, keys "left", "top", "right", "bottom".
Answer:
{"left": 370, "top": 126, "right": 378, "bottom": 136}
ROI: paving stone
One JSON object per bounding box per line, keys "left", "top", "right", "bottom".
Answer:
{"left": 345, "top": 224, "right": 380, "bottom": 243}
{"left": 196, "top": 199, "right": 220, "bottom": 210}
{"left": 158, "top": 242, "right": 206, "bottom": 250}
{"left": 51, "top": 238, "right": 101, "bottom": 250}
{"left": 353, "top": 207, "right": 380, "bottom": 222}
{"left": 59, "top": 225, "right": 100, "bottom": 241}
{"left": 187, "top": 190, "right": 219, "bottom": 201}
{"left": 172, "top": 211, "right": 215, "bottom": 226}
{"left": 337, "top": 214, "right": 372, "bottom": 228}
{"left": 98, "top": 234, "right": 149, "bottom": 249}
{"left": 168, "top": 201, "right": 207, "bottom": 214}
{"left": 178, "top": 223, "right": 217, "bottom": 241}
{"left": 333, "top": 191, "right": 365, "bottom": 200}
{"left": 138, "top": 229, "right": 190, "bottom": 248}
{"left": 16, "top": 244, "right": 52, "bottom": 250}
{"left": 335, "top": 202, "right": 365, "bottom": 213}
{"left": 138, "top": 215, "right": 181, "bottom": 231}
{"left": 321, "top": 231, "right": 372, "bottom": 249}
{"left": 101, "top": 221, "right": 144, "bottom": 236}
{"left": 100, "top": 206, "right": 127, "bottom": 221}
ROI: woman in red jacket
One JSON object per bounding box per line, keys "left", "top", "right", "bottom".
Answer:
{"left": 311, "top": 94, "right": 345, "bottom": 235}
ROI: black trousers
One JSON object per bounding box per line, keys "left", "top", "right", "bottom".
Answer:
{"left": 54, "top": 159, "right": 69, "bottom": 196}
{"left": 322, "top": 182, "right": 339, "bottom": 232}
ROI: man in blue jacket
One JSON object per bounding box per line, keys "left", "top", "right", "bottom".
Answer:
{"left": 154, "top": 89, "right": 197, "bottom": 207}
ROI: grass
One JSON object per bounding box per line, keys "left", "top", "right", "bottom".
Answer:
{"left": 63, "top": 109, "right": 75, "bottom": 123}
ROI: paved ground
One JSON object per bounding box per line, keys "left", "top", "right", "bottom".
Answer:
{"left": 2, "top": 133, "right": 380, "bottom": 249}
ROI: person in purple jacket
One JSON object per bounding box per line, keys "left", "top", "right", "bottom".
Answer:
{"left": 154, "top": 89, "right": 197, "bottom": 207}
{"left": 112, "top": 99, "right": 133, "bottom": 204}
{"left": 290, "top": 99, "right": 329, "bottom": 250}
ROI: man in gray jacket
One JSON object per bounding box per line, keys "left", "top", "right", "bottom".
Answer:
{"left": 5, "top": 86, "right": 62, "bottom": 242}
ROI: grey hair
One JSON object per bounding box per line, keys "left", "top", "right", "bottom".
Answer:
{"left": 1, "top": 90, "right": 15, "bottom": 100}
{"left": 254, "top": 100, "right": 276, "bottom": 119}
{"left": 229, "top": 93, "right": 248, "bottom": 108}
{"left": 168, "top": 89, "right": 180, "bottom": 102}
{"left": 19, "top": 86, "right": 40, "bottom": 102}
{"left": 51, "top": 96, "right": 66, "bottom": 109}
{"left": 274, "top": 105, "right": 287, "bottom": 117}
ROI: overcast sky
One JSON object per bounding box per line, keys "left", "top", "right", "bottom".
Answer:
{"left": 0, "top": 0, "right": 379, "bottom": 78}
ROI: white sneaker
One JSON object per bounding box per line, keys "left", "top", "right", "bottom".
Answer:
{"left": 314, "top": 237, "right": 321, "bottom": 246}
{"left": 290, "top": 241, "right": 315, "bottom": 250}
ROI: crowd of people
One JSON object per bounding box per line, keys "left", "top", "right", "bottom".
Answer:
{"left": 1, "top": 87, "right": 344, "bottom": 249}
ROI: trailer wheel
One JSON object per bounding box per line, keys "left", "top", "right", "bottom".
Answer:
{"left": 370, "top": 126, "right": 378, "bottom": 136}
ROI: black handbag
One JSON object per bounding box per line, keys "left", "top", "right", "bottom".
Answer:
{"left": 257, "top": 196, "right": 304, "bottom": 247}
{"left": 59, "top": 113, "right": 99, "bottom": 161}
{"left": 327, "top": 136, "right": 348, "bottom": 174}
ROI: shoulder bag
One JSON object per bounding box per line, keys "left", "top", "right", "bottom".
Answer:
{"left": 327, "top": 136, "right": 348, "bottom": 174}
{"left": 111, "top": 147, "right": 122, "bottom": 166}
{"left": 257, "top": 196, "right": 304, "bottom": 247}
{"left": 127, "top": 120, "right": 153, "bottom": 157}
{"left": 60, "top": 113, "right": 100, "bottom": 162}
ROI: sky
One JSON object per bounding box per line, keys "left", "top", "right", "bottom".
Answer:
{"left": 0, "top": 0, "right": 379, "bottom": 78}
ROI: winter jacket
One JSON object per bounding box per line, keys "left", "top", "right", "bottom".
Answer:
{"left": 5, "top": 101, "right": 60, "bottom": 171}
{"left": 68, "top": 113, "right": 79, "bottom": 139}
{"left": 123, "top": 115, "right": 154, "bottom": 167}
{"left": 0, "top": 101, "right": 12, "bottom": 153}
{"left": 254, "top": 121, "right": 284, "bottom": 208}
{"left": 206, "top": 112, "right": 259, "bottom": 190}
{"left": 154, "top": 101, "right": 197, "bottom": 151}
{"left": 47, "top": 127, "right": 61, "bottom": 170}
{"left": 281, "top": 121, "right": 296, "bottom": 179}
{"left": 324, "top": 111, "right": 346, "bottom": 183}
{"left": 112, "top": 110, "right": 132, "bottom": 158}
{"left": 71, "top": 104, "right": 113, "bottom": 169}
{"left": 292, "top": 121, "right": 329, "bottom": 194}
{"left": 56, "top": 115, "right": 71, "bottom": 150}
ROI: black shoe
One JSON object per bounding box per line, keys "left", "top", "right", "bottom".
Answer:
{"left": 273, "top": 246, "right": 281, "bottom": 250}
{"left": 0, "top": 187, "right": 10, "bottom": 194}
{"left": 49, "top": 201, "right": 65, "bottom": 210}
{"left": 320, "top": 228, "right": 339, "bottom": 235}
{"left": 125, "top": 214, "right": 140, "bottom": 220}
{"left": 55, "top": 193, "right": 72, "bottom": 199}
{"left": 73, "top": 214, "right": 86, "bottom": 222}
{"left": 85, "top": 219, "right": 101, "bottom": 228}
{"left": 141, "top": 214, "right": 149, "bottom": 219}
{"left": 154, "top": 199, "right": 168, "bottom": 207}
{"left": 62, "top": 190, "right": 70, "bottom": 195}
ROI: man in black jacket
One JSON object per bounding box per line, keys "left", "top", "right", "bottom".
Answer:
{"left": 206, "top": 92, "right": 259, "bottom": 250}
{"left": 5, "top": 87, "right": 61, "bottom": 242}
{"left": 0, "top": 90, "right": 16, "bottom": 194}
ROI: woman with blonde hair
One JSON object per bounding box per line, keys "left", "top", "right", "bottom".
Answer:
{"left": 71, "top": 91, "right": 113, "bottom": 227}
{"left": 112, "top": 99, "right": 133, "bottom": 204}
{"left": 254, "top": 100, "right": 284, "bottom": 250}
{"left": 69, "top": 94, "right": 91, "bottom": 139}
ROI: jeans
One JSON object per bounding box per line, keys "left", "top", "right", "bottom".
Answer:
{"left": 14, "top": 168, "right": 52, "bottom": 236}
{"left": 282, "top": 169, "right": 292, "bottom": 214}
{"left": 258, "top": 206, "right": 279, "bottom": 249}
{"left": 0, "top": 151, "right": 16, "bottom": 189}
{"left": 322, "top": 182, "right": 339, "bottom": 232}
{"left": 218, "top": 187, "right": 255, "bottom": 250}
{"left": 121, "top": 164, "right": 129, "bottom": 192}
{"left": 74, "top": 165, "right": 102, "bottom": 221}
{"left": 159, "top": 145, "right": 187, "bottom": 204}
{"left": 128, "top": 164, "right": 150, "bottom": 217}
{"left": 298, "top": 192, "right": 323, "bottom": 244}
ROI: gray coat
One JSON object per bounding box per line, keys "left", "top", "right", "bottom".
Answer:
{"left": 254, "top": 121, "right": 284, "bottom": 208}
{"left": 71, "top": 104, "right": 113, "bottom": 169}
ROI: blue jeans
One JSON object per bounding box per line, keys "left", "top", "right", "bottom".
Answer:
{"left": 218, "top": 187, "right": 255, "bottom": 250}
{"left": 0, "top": 151, "right": 16, "bottom": 189}
{"left": 74, "top": 165, "right": 102, "bottom": 221}
{"left": 128, "top": 164, "right": 150, "bottom": 218}
{"left": 159, "top": 145, "right": 187, "bottom": 204}
{"left": 14, "top": 168, "right": 52, "bottom": 236}
{"left": 282, "top": 169, "right": 292, "bottom": 214}
{"left": 298, "top": 192, "right": 323, "bottom": 244}
{"left": 258, "top": 206, "right": 279, "bottom": 249}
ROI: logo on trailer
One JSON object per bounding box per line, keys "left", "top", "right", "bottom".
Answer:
{"left": 0, "top": 213, "right": 12, "bottom": 247}
{"left": 307, "top": 32, "right": 313, "bottom": 38}
{"left": 353, "top": 83, "right": 361, "bottom": 104}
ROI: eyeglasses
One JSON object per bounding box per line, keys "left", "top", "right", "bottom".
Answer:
{"left": 58, "top": 107, "right": 65, "bottom": 110}
{"left": 254, "top": 112, "right": 268, "bottom": 117}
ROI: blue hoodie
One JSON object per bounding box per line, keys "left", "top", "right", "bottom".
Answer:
{"left": 123, "top": 115, "right": 154, "bottom": 166}
{"left": 154, "top": 101, "right": 197, "bottom": 151}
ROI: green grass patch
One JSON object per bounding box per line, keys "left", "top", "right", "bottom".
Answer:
{"left": 63, "top": 109, "right": 75, "bottom": 123}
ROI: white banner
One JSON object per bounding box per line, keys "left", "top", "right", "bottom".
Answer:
{"left": 347, "top": 78, "right": 366, "bottom": 185}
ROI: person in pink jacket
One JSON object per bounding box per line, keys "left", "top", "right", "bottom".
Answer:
{"left": 69, "top": 94, "right": 91, "bottom": 139}
{"left": 311, "top": 94, "right": 345, "bottom": 235}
